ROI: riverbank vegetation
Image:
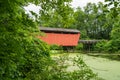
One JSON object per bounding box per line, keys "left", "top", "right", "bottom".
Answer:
{"left": 39, "top": 0, "right": 120, "bottom": 53}
{"left": 0, "top": 0, "right": 119, "bottom": 80}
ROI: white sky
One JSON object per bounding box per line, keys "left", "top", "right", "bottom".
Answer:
{"left": 72, "top": 0, "right": 104, "bottom": 8}
{"left": 25, "top": 0, "right": 104, "bottom": 14}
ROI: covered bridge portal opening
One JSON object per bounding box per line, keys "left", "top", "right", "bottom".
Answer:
{"left": 39, "top": 27, "right": 80, "bottom": 50}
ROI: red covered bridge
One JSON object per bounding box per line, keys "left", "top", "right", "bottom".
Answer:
{"left": 38, "top": 27, "right": 80, "bottom": 47}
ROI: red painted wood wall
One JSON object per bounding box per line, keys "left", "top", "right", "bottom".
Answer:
{"left": 38, "top": 33, "right": 80, "bottom": 46}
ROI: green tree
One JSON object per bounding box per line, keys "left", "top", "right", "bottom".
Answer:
{"left": 83, "top": 2, "right": 113, "bottom": 39}
{"left": 104, "top": 0, "right": 120, "bottom": 52}
{"left": 72, "top": 2, "right": 113, "bottom": 40}
{"left": 0, "top": 0, "right": 98, "bottom": 80}
{"left": 39, "top": 0, "right": 75, "bottom": 28}
{"left": 72, "top": 7, "right": 88, "bottom": 39}
{"left": 0, "top": 0, "right": 51, "bottom": 79}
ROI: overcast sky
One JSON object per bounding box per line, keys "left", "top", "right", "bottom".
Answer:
{"left": 25, "top": 0, "right": 104, "bottom": 14}
{"left": 72, "top": 0, "right": 104, "bottom": 8}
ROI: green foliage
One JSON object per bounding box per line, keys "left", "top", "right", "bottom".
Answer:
{"left": 111, "top": 25, "right": 120, "bottom": 40}
{"left": 2, "top": 0, "right": 120, "bottom": 79}
{"left": 46, "top": 55, "right": 99, "bottom": 80}
{"left": 50, "top": 44, "right": 63, "bottom": 50}
{"left": 72, "top": 2, "right": 112, "bottom": 39}
{"left": 107, "top": 26, "right": 120, "bottom": 52}
{"left": 104, "top": 0, "right": 120, "bottom": 53}
{"left": 0, "top": 0, "right": 50, "bottom": 79}
{"left": 105, "top": 40, "right": 120, "bottom": 53}
{"left": 39, "top": 0, "right": 74, "bottom": 28}
{"left": 75, "top": 43, "right": 83, "bottom": 51}
{"left": 0, "top": 0, "right": 100, "bottom": 80}
{"left": 95, "top": 40, "right": 107, "bottom": 52}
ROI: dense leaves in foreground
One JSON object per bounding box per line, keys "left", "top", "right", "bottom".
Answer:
{"left": 0, "top": 0, "right": 99, "bottom": 80}
{"left": 0, "top": 0, "right": 50, "bottom": 79}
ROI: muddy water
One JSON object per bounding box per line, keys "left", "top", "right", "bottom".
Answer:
{"left": 67, "top": 53, "right": 120, "bottom": 80}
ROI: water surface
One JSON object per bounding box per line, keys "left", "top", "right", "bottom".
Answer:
{"left": 68, "top": 53, "right": 120, "bottom": 80}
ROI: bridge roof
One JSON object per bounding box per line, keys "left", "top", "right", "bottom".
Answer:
{"left": 40, "top": 27, "right": 80, "bottom": 34}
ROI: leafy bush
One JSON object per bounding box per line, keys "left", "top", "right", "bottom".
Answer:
{"left": 50, "top": 44, "right": 63, "bottom": 50}
{"left": 0, "top": 0, "right": 50, "bottom": 79}
{"left": 105, "top": 40, "right": 120, "bottom": 53}
{"left": 46, "top": 55, "right": 101, "bottom": 80}
{"left": 75, "top": 43, "right": 83, "bottom": 51}
{"left": 0, "top": 32, "right": 100, "bottom": 80}
{"left": 105, "top": 25, "right": 120, "bottom": 53}
{"left": 0, "top": 32, "right": 50, "bottom": 80}
{"left": 0, "top": 0, "right": 102, "bottom": 80}
{"left": 94, "top": 40, "right": 107, "bottom": 52}
{"left": 104, "top": 2, "right": 120, "bottom": 53}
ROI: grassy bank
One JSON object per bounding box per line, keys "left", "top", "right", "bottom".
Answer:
{"left": 50, "top": 50, "right": 120, "bottom": 61}
{"left": 86, "top": 53, "right": 120, "bottom": 61}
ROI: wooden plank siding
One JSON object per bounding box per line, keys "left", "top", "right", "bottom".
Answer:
{"left": 38, "top": 27, "right": 80, "bottom": 46}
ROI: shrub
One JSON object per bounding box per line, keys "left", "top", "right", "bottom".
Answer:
{"left": 75, "top": 43, "right": 83, "bottom": 51}
{"left": 106, "top": 27, "right": 120, "bottom": 53}
{"left": 105, "top": 40, "right": 120, "bottom": 53}
{"left": 94, "top": 40, "right": 107, "bottom": 52}
{"left": 46, "top": 55, "right": 100, "bottom": 80}
{"left": 50, "top": 44, "right": 63, "bottom": 50}
{"left": 0, "top": 33, "right": 50, "bottom": 80}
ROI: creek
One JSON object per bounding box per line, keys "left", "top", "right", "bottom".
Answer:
{"left": 67, "top": 53, "right": 120, "bottom": 80}
{"left": 51, "top": 53, "right": 120, "bottom": 80}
